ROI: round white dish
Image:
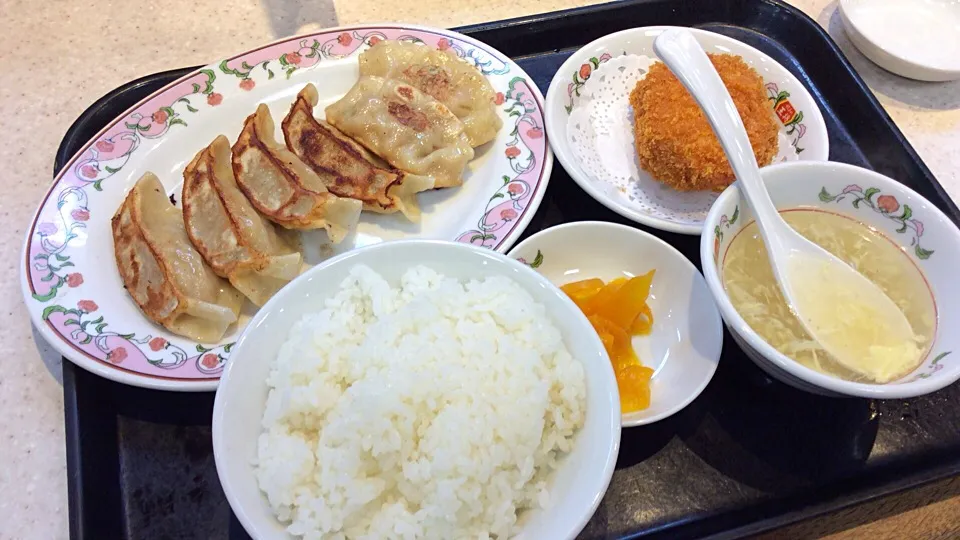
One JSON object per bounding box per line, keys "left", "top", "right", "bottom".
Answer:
{"left": 839, "top": 0, "right": 960, "bottom": 82}
{"left": 212, "top": 239, "right": 621, "bottom": 540}
{"left": 510, "top": 222, "right": 723, "bottom": 426}
{"left": 21, "top": 24, "right": 552, "bottom": 391}
{"left": 544, "top": 26, "right": 829, "bottom": 235}
{"left": 702, "top": 161, "right": 960, "bottom": 398}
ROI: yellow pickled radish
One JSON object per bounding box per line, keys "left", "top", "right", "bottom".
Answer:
{"left": 560, "top": 271, "right": 657, "bottom": 413}
{"left": 560, "top": 278, "right": 605, "bottom": 311}
{"left": 582, "top": 277, "right": 627, "bottom": 315}
{"left": 618, "top": 364, "right": 654, "bottom": 412}
{"left": 592, "top": 270, "right": 655, "bottom": 329}
{"left": 630, "top": 303, "right": 654, "bottom": 335}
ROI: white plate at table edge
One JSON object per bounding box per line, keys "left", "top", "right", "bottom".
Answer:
{"left": 544, "top": 25, "right": 829, "bottom": 235}
{"left": 839, "top": 0, "right": 960, "bottom": 82}
{"left": 20, "top": 23, "right": 552, "bottom": 391}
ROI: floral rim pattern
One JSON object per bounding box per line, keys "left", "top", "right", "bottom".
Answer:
{"left": 712, "top": 205, "right": 740, "bottom": 261}
{"left": 819, "top": 184, "right": 934, "bottom": 259}
{"left": 907, "top": 351, "right": 952, "bottom": 381}
{"left": 516, "top": 250, "right": 544, "bottom": 269}
{"left": 716, "top": 185, "right": 937, "bottom": 263}
{"left": 766, "top": 83, "right": 807, "bottom": 154}
{"left": 24, "top": 26, "right": 548, "bottom": 386}
{"left": 564, "top": 53, "right": 614, "bottom": 113}
{"left": 455, "top": 79, "right": 547, "bottom": 248}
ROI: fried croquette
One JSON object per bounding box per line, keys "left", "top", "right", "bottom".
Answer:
{"left": 630, "top": 54, "right": 779, "bottom": 192}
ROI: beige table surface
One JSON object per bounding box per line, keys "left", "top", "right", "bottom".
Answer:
{"left": 1, "top": 0, "right": 958, "bottom": 538}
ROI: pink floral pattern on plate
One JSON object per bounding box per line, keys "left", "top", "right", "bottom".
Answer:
{"left": 907, "top": 352, "right": 952, "bottom": 381}
{"left": 456, "top": 77, "right": 547, "bottom": 248}
{"left": 766, "top": 83, "right": 808, "bottom": 154}
{"left": 23, "top": 25, "right": 548, "bottom": 388}
{"left": 565, "top": 53, "right": 613, "bottom": 113}
{"left": 41, "top": 300, "right": 231, "bottom": 377}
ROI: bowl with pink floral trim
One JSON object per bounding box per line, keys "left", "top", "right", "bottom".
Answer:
{"left": 20, "top": 24, "right": 552, "bottom": 391}
{"left": 702, "top": 161, "right": 960, "bottom": 398}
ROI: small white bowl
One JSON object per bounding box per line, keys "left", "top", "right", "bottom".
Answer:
{"left": 544, "top": 26, "right": 829, "bottom": 235}
{"left": 509, "top": 222, "right": 723, "bottom": 426}
{"left": 839, "top": 0, "right": 960, "bottom": 82}
{"left": 212, "top": 240, "right": 621, "bottom": 540}
{"left": 702, "top": 161, "right": 960, "bottom": 398}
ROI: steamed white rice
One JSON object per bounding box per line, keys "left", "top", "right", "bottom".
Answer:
{"left": 255, "top": 264, "right": 586, "bottom": 539}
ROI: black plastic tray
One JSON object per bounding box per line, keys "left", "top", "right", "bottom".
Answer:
{"left": 57, "top": 1, "right": 960, "bottom": 538}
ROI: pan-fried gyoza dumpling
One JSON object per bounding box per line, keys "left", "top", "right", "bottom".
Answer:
{"left": 325, "top": 76, "right": 475, "bottom": 188}
{"left": 232, "top": 104, "right": 362, "bottom": 243}
{"left": 183, "top": 136, "right": 303, "bottom": 306}
{"left": 111, "top": 172, "right": 244, "bottom": 342}
{"left": 282, "top": 84, "right": 434, "bottom": 222}
{"left": 358, "top": 40, "right": 503, "bottom": 147}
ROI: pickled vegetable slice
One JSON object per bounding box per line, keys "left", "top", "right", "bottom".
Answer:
{"left": 560, "top": 278, "right": 605, "bottom": 311}
{"left": 597, "top": 330, "right": 615, "bottom": 354}
{"left": 561, "top": 270, "right": 656, "bottom": 413}
{"left": 560, "top": 278, "right": 604, "bottom": 296}
{"left": 593, "top": 270, "right": 656, "bottom": 329}
{"left": 582, "top": 277, "right": 627, "bottom": 315}
{"left": 618, "top": 364, "right": 654, "bottom": 412}
{"left": 588, "top": 314, "right": 637, "bottom": 368}
{"left": 630, "top": 303, "right": 654, "bottom": 335}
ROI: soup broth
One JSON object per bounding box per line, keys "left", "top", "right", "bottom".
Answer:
{"left": 721, "top": 209, "right": 936, "bottom": 383}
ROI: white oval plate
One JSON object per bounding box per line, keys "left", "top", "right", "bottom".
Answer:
{"left": 510, "top": 222, "right": 723, "bottom": 426}
{"left": 545, "top": 26, "right": 829, "bottom": 235}
{"left": 21, "top": 24, "right": 552, "bottom": 391}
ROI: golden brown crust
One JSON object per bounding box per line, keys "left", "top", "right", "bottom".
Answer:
{"left": 283, "top": 92, "right": 397, "bottom": 209}
{"left": 182, "top": 142, "right": 233, "bottom": 277}
{"left": 387, "top": 101, "right": 430, "bottom": 132}
{"left": 232, "top": 107, "right": 301, "bottom": 219}
{"left": 184, "top": 136, "right": 278, "bottom": 277}
{"left": 231, "top": 104, "right": 362, "bottom": 241}
{"left": 358, "top": 41, "right": 501, "bottom": 147}
{"left": 112, "top": 173, "right": 243, "bottom": 339}
{"left": 401, "top": 64, "right": 453, "bottom": 102}
{"left": 282, "top": 85, "right": 433, "bottom": 221}
{"left": 111, "top": 175, "right": 182, "bottom": 326}
{"left": 182, "top": 137, "right": 303, "bottom": 306}
{"left": 630, "top": 54, "right": 779, "bottom": 192}
{"left": 324, "top": 76, "right": 473, "bottom": 189}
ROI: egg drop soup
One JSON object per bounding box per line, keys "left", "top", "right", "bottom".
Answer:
{"left": 721, "top": 209, "right": 936, "bottom": 383}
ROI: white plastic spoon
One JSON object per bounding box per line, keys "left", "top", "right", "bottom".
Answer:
{"left": 654, "top": 28, "right": 920, "bottom": 382}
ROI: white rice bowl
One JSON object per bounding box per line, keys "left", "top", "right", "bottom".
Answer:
{"left": 213, "top": 240, "right": 620, "bottom": 540}
{"left": 256, "top": 265, "right": 587, "bottom": 539}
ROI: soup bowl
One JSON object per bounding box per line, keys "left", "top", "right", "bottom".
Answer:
{"left": 701, "top": 161, "right": 960, "bottom": 398}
